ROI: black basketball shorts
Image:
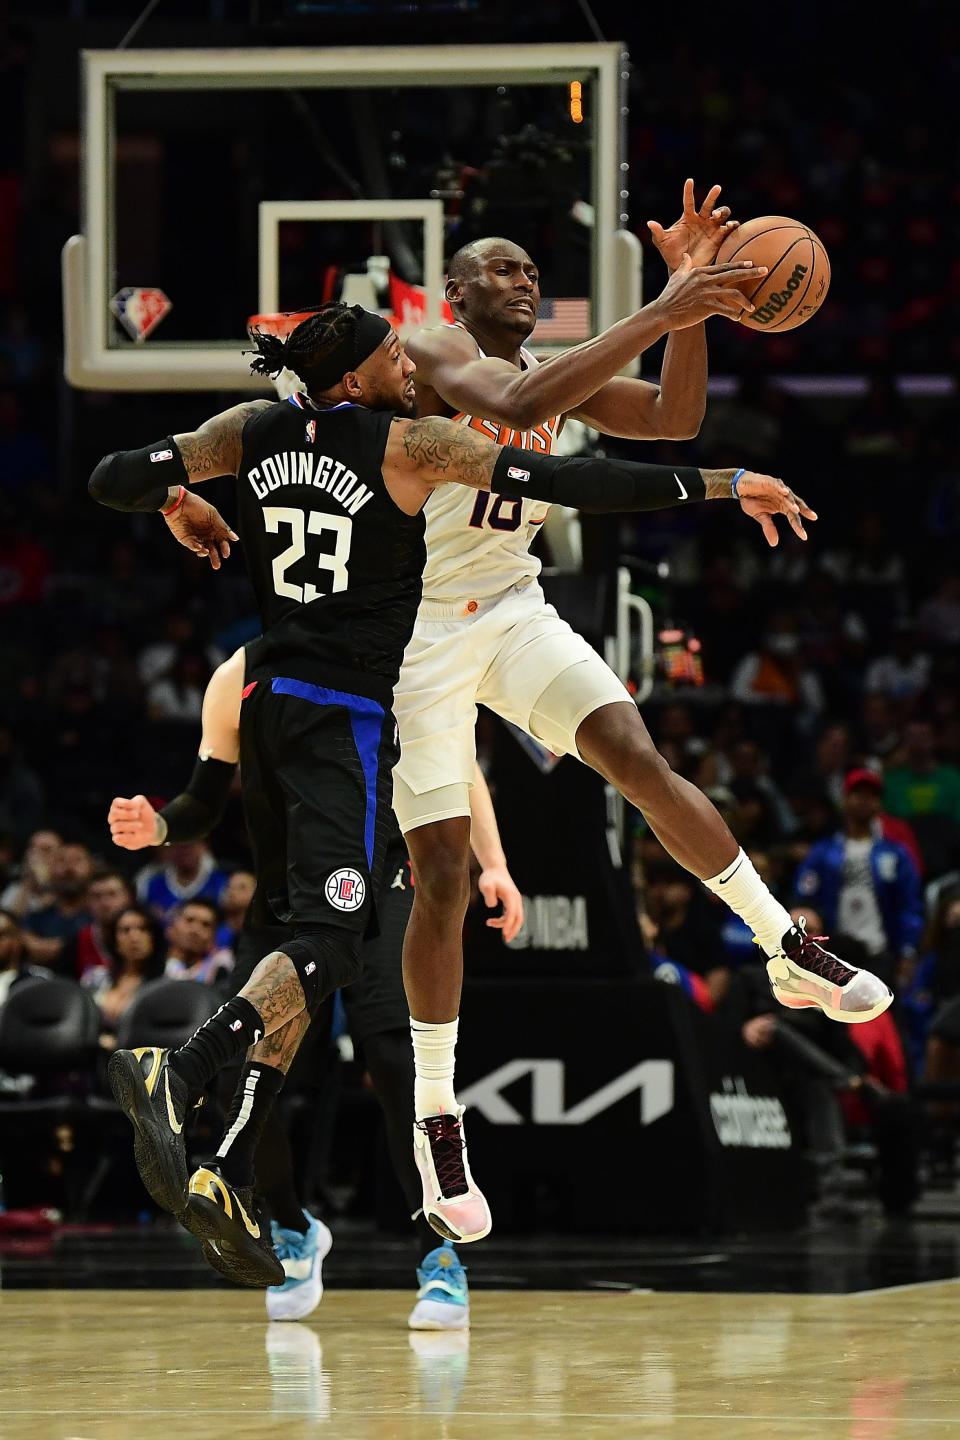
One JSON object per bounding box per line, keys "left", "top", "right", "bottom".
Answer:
{"left": 228, "top": 841, "right": 413, "bottom": 1048}
{"left": 240, "top": 673, "right": 400, "bottom": 938}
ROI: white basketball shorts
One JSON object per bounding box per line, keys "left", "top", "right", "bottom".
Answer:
{"left": 392, "top": 580, "right": 632, "bottom": 833}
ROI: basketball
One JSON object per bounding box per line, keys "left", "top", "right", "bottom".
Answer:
{"left": 715, "top": 215, "right": 831, "bottom": 331}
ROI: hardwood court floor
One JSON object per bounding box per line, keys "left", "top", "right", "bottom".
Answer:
{"left": 2, "top": 1283, "right": 959, "bottom": 1440}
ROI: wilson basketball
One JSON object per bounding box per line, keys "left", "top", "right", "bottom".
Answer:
{"left": 716, "top": 216, "right": 831, "bottom": 331}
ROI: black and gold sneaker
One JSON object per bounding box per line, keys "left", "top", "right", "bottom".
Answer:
{"left": 185, "top": 1164, "right": 284, "bottom": 1288}
{"left": 107, "top": 1047, "right": 191, "bottom": 1215}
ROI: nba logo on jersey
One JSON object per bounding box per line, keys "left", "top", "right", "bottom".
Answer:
{"left": 326, "top": 867, "right": 365, "bottom": 912}
{"left": 305, "top": 419, "right": 316, "bottom": 445}
{"left": 507, "top": 466, "right": 530, "bottom": 481}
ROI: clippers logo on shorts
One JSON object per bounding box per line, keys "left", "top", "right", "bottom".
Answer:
{"left": 507, "top": 466, "right": 530, "bottom": 482}
{"left": 326, "top": 867, "right": 366, "bottom": 912}
{"left": 150, "top": 448, "right": 174, "bottom": 463}
{"left": 305, "top": 419, "right": 316, "bottom": 445}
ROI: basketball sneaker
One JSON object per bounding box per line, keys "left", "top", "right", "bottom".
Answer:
{"left": 766, "top": 919, "right": 893, "bottom": 1024}
{"left": 266, "top": 1212, "right": 333, "bottom": 1322}
{"left": 408, "top": 1244, "right": 470, "bottom": 1331}
{"left": 185, "top": 1163, "right": 284, "bottom": 1287}
{"left": 413, "top": 1108, "right": 491, "bottom": 1244}
{"left": 107, "top": 1047, "right": 191, "bottom": 1216}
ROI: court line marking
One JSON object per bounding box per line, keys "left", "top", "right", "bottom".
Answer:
{"left": 10, "top": 1412, "right": 960, "bottom": 1425}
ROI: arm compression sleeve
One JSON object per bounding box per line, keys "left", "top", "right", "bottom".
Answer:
{"left": 88, "top": 439, "right": 188, "bottom": 513}
{"left": 490, "top": 446, "right": 709, "bottom": 513}
{"left": 159, "top": 756, "right": 236, "bottom": 843}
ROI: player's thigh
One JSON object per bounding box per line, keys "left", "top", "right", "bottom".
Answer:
{"left": 275, "top": 690, "right": 396, "bottom": 936}
{"left": 393, "top": 618, "right": 482, "bottom": 802}
{"left": 529, "top": 655, "right": 638, "bottom": 761}
{"left": 480, "top": 598, "right": 632, "bottom": 756}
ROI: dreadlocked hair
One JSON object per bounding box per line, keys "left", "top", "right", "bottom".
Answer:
{"left": 248, "top": 303, "right": 359, "bottom": 388}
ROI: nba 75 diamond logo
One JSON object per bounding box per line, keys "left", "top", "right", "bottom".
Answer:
{"left": 326, "top": 867, "right": 365, "bottom": 912}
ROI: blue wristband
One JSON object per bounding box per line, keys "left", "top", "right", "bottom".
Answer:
{"left": 731, "top": 467, "right": 746, "bottom": 499}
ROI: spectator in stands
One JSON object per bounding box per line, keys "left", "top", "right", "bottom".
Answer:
{"left": 860, "top": 692, "right": 902, "bottom": 763}
{"left": 21, "top": 842, "right": 93, "bottom": 967}
{"left": 0, "top": 723, "right": 44, "bottom": 849}
{"left": 215, "top": 869, "right": 255, "bottom": 953}
{"left": 643, "top": 860, "right": 729, "bottom": 1006}
{"left": 164, "top": 897, "right": 231, "bottom": 985}
{"left": 136, "top": 839, "right": 227, "bottom": 921}
{"left": 919, "top": 573, "right": 960, "bottom": 650}
{"left": 729, "top": 614, "right": 825, "bottom": 715}
{"left": 884, "top": 719, "right": 960, "bottom": 825}
{"left": 145, "top": 647, "right": 209, "bottom": 724}
{"left": 0, "top": 828, "right": 60, "bottom": 917}
{"left": 137, "top": 615, "right": 224, "bottom": 689}
{"left": 0, "top": 907, "right": 50, "bottom": 1006}
{"left": 792, "top": 722, "right": 853, "bottom": 810}
{"left": 865, "top": 619, "right": 932, "bottom": 701}
{"left": 727, "top": 740, "right": 795, "bottom": 836}
{"left": 795, "top": 770, "right": 924, "bottom": 984}
{"left": 61, "top": 867, "right": 132, "bottom": 980}
{"left": 94, "top": 903, "right": 165, "bottom": 1045}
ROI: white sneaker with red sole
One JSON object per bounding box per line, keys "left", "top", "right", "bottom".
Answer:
{"left": 766, "top": 920, "right": 893, "bottom": 1024}
{"left": 413, "top": 1107, "right": 491, "bottom": 1244}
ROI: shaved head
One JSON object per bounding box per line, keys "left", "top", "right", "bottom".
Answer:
{"left": 447, "top": 237, "right": 534, "bottom": 284}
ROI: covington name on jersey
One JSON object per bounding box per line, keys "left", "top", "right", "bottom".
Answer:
{"left": 247, "top": 451, "right": 374, "bottom": 516}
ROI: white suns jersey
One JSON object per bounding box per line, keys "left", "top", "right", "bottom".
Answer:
{"left": 420, "top": 332, "right": 561, "bottom": 602}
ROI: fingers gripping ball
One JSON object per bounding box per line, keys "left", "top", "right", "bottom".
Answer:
{"left": 715, "top": 216, "right": 830, "bottom": 331}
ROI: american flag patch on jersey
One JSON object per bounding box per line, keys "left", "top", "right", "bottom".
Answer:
{"left": 531, "top": 298, "right": 591, "bottom": 342}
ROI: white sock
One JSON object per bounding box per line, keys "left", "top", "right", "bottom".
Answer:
{"left": 702, "top": 848, "right": 794, "bottom": 958}
{"left": 410, "top": 1016, "right": 459, "bottom": 1120}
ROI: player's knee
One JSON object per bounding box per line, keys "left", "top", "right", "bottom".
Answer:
{"left": 412, "top": 844, "right": 471, "bottom": 917}
{"left": 619, "top": 738, "right": 675, "bottom": 806}
{"left": 278, "top": 925, "right": 362, "bottom": 1014}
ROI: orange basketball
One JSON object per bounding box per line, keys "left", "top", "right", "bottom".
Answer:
{"left": 715, "top": 215, "right": 830, "bottom": 331}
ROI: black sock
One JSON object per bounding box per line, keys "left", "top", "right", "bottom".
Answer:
{"left": 256, "top": 1104, "right": 308, "bottom": 1233}
{"left": 214, "top": 1061, "right": 286, "bottom": 1189}
{"left": 168, "top": 996, "right": 263, "bottom": 1099}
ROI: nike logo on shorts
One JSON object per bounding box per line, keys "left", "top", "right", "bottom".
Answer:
{"left": 674, "top": 472, "right": 688, "bottom": 500}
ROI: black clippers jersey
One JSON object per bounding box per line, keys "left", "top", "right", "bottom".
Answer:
{"left": 238, "top": 397, "right": 426, "bottom": 699}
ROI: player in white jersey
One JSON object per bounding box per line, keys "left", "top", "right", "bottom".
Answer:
{"left": 394, "top": 181, "right": 893, "bottom": 1241}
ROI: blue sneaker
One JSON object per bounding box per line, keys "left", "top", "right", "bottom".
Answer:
{"left": 408, "top": 1244, "right": 470, "bottom": 1330}
{"left": 266, "top": 1211, "right": 333, "bottom": 1322}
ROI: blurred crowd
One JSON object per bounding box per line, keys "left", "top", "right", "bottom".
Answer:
{"left": 1, "top": 2, "right": 958, "bottom": 1225}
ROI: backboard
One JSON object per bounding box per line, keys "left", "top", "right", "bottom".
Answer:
{"left": 63, "top": 43, "right": 640, "bottom": 391}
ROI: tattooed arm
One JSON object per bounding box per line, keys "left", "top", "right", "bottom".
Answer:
{"left": 174, "top": 399, "right": 273, "bottom": 482}
{"left": 383, "top": 415, "right": 815, "bottom": 544}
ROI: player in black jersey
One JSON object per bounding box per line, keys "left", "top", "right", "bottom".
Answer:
{"left": 89, "top": 301, "right": 815, "bottom": 1270}
{"left": 108, "top": 650, "right": 520, "bottom": 1325}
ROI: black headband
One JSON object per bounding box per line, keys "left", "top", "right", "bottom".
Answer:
{"left": 287, "top": 305, "right": 394, "bottom": 390}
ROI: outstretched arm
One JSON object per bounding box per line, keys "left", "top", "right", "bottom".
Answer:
{"left": 384, "top": 416, "right": 816, "bottom": 547}
{"left": 407, "top": 256, "right": 765, "bottom": 434}
{"left": 88, "top": 401, "right": 269, "bottom": 566}
{"left": 108, "top": 651, "right": 244, "bottom": 850}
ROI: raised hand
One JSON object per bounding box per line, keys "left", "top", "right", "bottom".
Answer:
{"left": 736, "top": 474, "right": 818, "bottom": 547}
{"left": 108, "top": 794, "right": 161, "bottom": 850}
{"left": 648, "top": 179, "right": 741, "bottom": 272}
{"left": 477, "top": 865, "right": 525, "bottom": 945}
{"left": 654, "top": 252, "right": 768, "bottom": 329}
{"left": 164, "top": 490, "right": 238, "bottom": 571}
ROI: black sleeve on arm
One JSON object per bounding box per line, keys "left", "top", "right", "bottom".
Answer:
{"left": 88, "top": 439, "right": 188, "bottom": 513}
{"left": 490, "top": 446, "right": 708, "bottom": 513}
{"left": 159, "top": 757, "right": 236, "bottom": 843}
